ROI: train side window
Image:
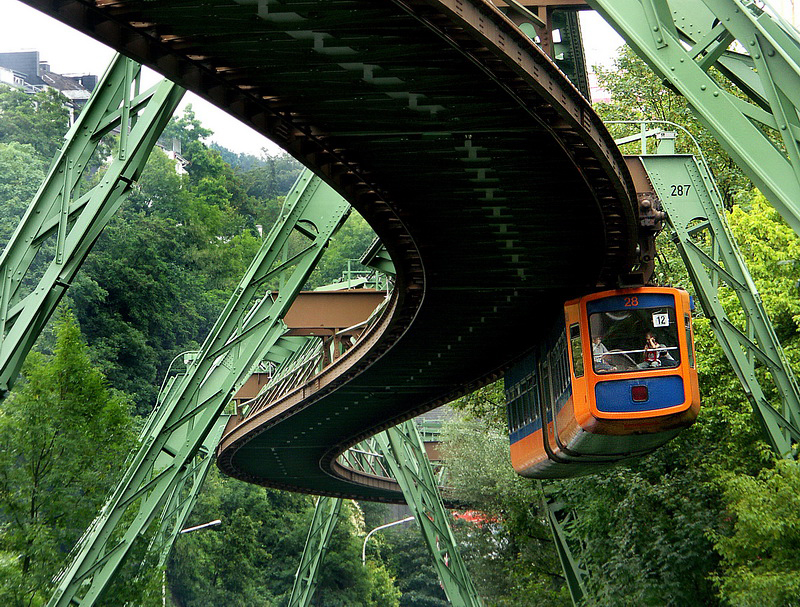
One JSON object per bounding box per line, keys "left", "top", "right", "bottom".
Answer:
{"left": 569, "top": 324, "right": 584, "bottom": 378}
{"left": 685, "top": 314, "right": 695, "bottom": 368}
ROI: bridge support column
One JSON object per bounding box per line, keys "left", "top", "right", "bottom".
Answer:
{"left": 541, "top": 484, "right": 589, "bottom": 606}
{"left": 46, "top": 169, "right": 351, "bottom": 606}
{"left": 639, "top": 152, "right": 800, "bottom": 455}
{"left": 0, "top": 54, "right": 184, "bottom": 399}
{"left": 287, "top": 496, "right": 343, "bottom": 607}
{"left": 375, "top": 421, "right": 484, "bottom": 607}
{"left": 588, "top": 0, "right": 800, "bottom": 238}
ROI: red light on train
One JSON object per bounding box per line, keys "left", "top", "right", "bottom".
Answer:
{"left": 631, "top": 385, "right": 649, "bottom": 402}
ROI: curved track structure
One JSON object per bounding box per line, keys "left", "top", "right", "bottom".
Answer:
{"left": 21, "top": 0, "right": 640, "bottom": 501}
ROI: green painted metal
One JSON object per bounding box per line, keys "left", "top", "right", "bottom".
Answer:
{"left": 287, "top": 415, "right": 454, "bottom": 607}
{"left": 588, "top": 0, "right": 800, "bottom": 238}
{"left": 287, "top": 496, "right": 343, "bottom": 607}
{"left": 641, "top": 151, "right": 800, "bottom": 456}
{"left": 550, "top": 9, "right": 590, "bottom": 99}
{"left": 150, "top": 399, "right": 230, "bottom": 570}
{"left": 541, "top": 484, "right": 588, "bottom": 606}
{"left": 47, "top": 169, "right": 350, "bottom": 606}
{"left": 360, "top": 239, "right": 396, "bottom": 277}
{"left": 0, "top": 54, "right": 184, "bottom": 399}
{"left": 375, "top": 421, "right": 483, "bottom": 607}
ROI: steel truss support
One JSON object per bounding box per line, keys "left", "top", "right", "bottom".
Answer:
{"left": 639, "top": 152, "right": 800, "bottom": 456}
{"left": 286, "top": 420, "right": 473, "bottom": 606}
{"left": 149, "top": 382, "right": 230, "bottom": 571}
{"left": 287, "top": 496, "right": 343, "bottom": 607}
{"left": 588, "top": 0, "right": 800, "bottom": 237}
{"left": 541, "top": 484, "right": 588, "bottom": 606}
{"left": 375, "top": 421, "right": 484, "bottom": 607}
{"left": 0, "top": 54, "right": 184, "bottom": 398}
{"left": 47, "top": 170, "right": 350, "bottom": 606}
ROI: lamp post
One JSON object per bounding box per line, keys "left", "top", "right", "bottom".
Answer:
{"left": 164, "top": 520, "right": 223, "bottom": 606}
{"left": 362, "top": 516, "right": 415, "bottom": 566}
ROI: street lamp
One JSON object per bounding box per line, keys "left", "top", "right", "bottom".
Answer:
{"left": 180, "top": 519, "right": 221, "bottom": 534}
{"left": 362, "top": 516, "right": 415, "bottom": 566}
{"left": 164, "top": 520, "right": 223, "bottom": 606}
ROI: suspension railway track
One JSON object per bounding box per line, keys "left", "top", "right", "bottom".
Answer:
{"left": 20, "top": 0, "right": 640, "bottom": 501}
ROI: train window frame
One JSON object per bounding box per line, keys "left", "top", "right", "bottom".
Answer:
{"left": 589, "top": 305, "right": 681, "bottom": 374}
{"left": 569, "top": 323, "right": 584, "bottom": 378}
{"left": 685, "top": 314, "right": 695, "bottom": 368}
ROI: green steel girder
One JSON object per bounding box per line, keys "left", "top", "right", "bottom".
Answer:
{"left": 0, "top": 54, "right": 184, "bottom": 399}
{"left": 375, "top": 421, "right": 483, "bottom": 607}
{"left": 47, "top": 169, "right": 350, "bottom": 607}
{"left": 150, "top": 415, "right": 230, "bottom": 569}
{"left": 541, "top": 484, "right": 588, "bottom": 606}
{"left": 287, "top": 496, "right": 343, "bottom": 607}
{"left": 640, "top": 152, "right": 800, "bottom": 456}
{"left": 288, "top": 421, "right": 463, "bottom": 607}
{"left": 588, "top": 0, "right": 800, "bottom": 237}
{"left": 541, "top": 143, "right": 800, "bottom": 607}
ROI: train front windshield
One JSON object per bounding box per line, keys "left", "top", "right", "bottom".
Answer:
{"left": 589, "top": 303, "right": 681, "bottom": 374}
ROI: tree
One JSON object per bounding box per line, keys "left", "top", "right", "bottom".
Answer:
{"left": 382, "top": 527, "right": 448, "bottom": 607}
{"left": 714, "top": 459, "right": 800, "bottom": 607}
{"left": 0, "top": 141, "right": 46, "bottom": 243}
{"left": 442, "top": 413, "right": 571, "bottom": 606}
{"left": 169, "top": 470, "right": 400, "bottom": 607}
{"left": 0, "top": 86, "right": 71, "bottom": 160}
{"left": 0, "top": 310, "right": 137, "bottom": 606}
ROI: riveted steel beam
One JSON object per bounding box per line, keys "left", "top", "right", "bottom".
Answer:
{"left": 375, "top": 421, "right": 483, "bottom": 607}
{"left": 0, "top": 54, "right": 184, "bottom": 399}
{"left": 541, "top": 484, "right": 588, "bottom": 605}
{"left": 589, "top": 0, "right": 800, "bottom": 238}
{"left": 637, "top": 152, "right": 800, "bottom": 456}
{"left": 287, "top": 496, "right": 343, "bottom": 607}
{"left": 47, "top": 169, "right": 350, "bottom": 606}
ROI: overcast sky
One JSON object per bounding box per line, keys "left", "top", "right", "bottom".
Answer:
{"left": 0, "top": 0, "right": 627, "bottom": 157}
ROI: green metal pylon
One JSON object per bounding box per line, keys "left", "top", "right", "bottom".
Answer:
{"left": 588, "top": 0, "right": 800, "bottom": 239}
{"left": 47, "top": 169, "right": 351, "bottom": 606}
{"left": 541, "top": 484, "right": 588, "bottom": 606}
{"left": 287, "top": 496, "right": 344, "bottom": 607}
{"left": 0, "top": 54, "right": 184, "bottom": 400}
{"left": 375, "top": 421, "right": 484, "bottom": 607}
{"left": 287, "top": 420, "right": 480, "bottom": 607}
{"left": 151, "top": 417, "right": 229, "bottom": 568}
{"left": 641, "top": 151, "right": 800, "bottom": 456}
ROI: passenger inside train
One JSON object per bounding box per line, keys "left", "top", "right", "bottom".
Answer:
{"left": 588, "top": 303, "right": 680, "bottom": 372}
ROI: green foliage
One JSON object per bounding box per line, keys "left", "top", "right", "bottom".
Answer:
{"left": 382, "top": 527, "right": 447, "bottom": 607}
{"left": 0, "top": 85, "right": 71, "bottom": 160}
{"left": 169, "top": 470, "right": 400, "bottom": 607}
{"left": 0, "top": 311, "right": 137, "bottom": 606}
{"left": 0, "top": 141, "right": 46, "bottom": 242}
{"left": 307, "top": 212, "right": 376, "bottom": 288}
{"left": 714, "top": 460, "right": 800, "bottom": 606}
{"left": 442, "top": 413, "right": 569, "bottom": 606}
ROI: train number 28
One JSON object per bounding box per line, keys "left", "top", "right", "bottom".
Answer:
{"left": 624, "top": 296, "right": 639, "bottom": 307}
{"left": 671, "top": 184, "right": 691, "bottom": 196}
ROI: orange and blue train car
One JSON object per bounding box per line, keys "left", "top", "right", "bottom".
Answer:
{"left": 505, "top": 287, "right": 700, "bottom": 479}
